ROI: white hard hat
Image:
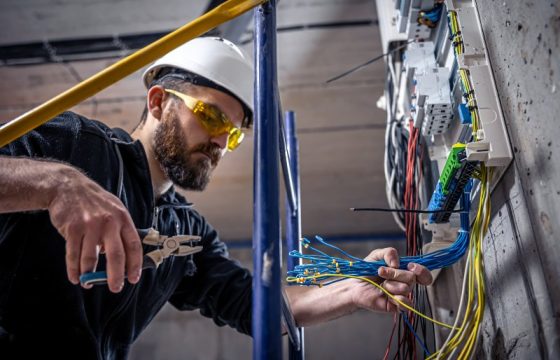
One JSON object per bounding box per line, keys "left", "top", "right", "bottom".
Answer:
{"left": 143, "top": 37, "right": 254, "bottom": 126}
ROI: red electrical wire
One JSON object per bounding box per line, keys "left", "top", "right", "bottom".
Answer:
{"left": 386, "top": 118, "right": 427, "bottom": 359}
{"left": 383, "top": 313, "right": 399, "bottom": 360}
{"left": 402, "top": 119, "right": 422, "bottom": 359}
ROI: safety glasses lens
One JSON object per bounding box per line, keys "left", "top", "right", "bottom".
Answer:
{"left": 166, "top": 89, "right": 244, "bottom": 151}
{"left": 193, "top": 102, "right": 244, "bottom": 151}
{"left": 227, "top": 129, "right": 244, "bottom": 151}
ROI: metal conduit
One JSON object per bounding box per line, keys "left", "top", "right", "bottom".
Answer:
{"left": 285, "top": 110, "right": 305, "bottom": 360}
{"left": 252, "top": 1, "right": 282, "bottom": 359}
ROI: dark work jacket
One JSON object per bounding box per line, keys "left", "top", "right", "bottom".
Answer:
{"left": 0, "top": 112, "right": 252, "bottom": 359}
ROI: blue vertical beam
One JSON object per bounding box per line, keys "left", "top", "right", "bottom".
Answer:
{"left": 278, "top": 104, "right": 298, "bottom": 215}
{"left": 285, "top": 110, "right": 305, "bottom": 360}
{"left": 253, "top": 1, "right": 282, "bottom": 360}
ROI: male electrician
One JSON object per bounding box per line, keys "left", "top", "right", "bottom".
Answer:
{"left": 0, "top": 37, "right": 432, "bottom": 359}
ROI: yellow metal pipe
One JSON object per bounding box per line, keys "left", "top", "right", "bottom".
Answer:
{"left": 0, "top": 0, "right": 266, "bottom": 148}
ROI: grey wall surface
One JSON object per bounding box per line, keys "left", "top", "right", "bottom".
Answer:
{"left": 477, "top": 0, "right": 560, "bottom": 357}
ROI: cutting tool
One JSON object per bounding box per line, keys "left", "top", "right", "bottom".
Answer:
{"left": 79, "top": 228, "right": 202, "bottom": 286}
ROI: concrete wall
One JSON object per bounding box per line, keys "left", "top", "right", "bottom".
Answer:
{"left": 476, "top": 0, "right": 560, "bottom": 357}
{"left": 430, "top": 1, "right": 560, "bottom": 358}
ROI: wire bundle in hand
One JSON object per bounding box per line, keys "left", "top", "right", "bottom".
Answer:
{"left": 286, "top": 189, "right": 471, "bottom": 287}
{"left": 286, "top": 230, "right": 469, "bottom": 285}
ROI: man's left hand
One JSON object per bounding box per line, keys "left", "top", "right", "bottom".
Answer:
{"left": 350, "top": 247, "right": 433, "bottom": 313}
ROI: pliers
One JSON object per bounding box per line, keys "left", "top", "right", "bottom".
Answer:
{"left": 79, "top": 228, "right": 203, "bottom": 287}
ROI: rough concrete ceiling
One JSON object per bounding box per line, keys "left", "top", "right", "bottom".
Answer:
{"left": 0, "top": 0, "right": 401, "bottom": 243}
{"left": 0, "top": 0, "right": 208, "bottom": 45}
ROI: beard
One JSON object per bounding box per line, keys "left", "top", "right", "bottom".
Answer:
{"left": 153, "top": 111, "right": 222, "bottom": 191}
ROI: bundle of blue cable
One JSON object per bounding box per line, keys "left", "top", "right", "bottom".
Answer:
{"left": 287, "top": 181, "right": 472, "bottom": 286}
{"left": 421, "top": 5, "right": 443, "bottom": 24}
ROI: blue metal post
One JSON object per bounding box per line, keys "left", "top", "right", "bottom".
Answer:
{"left": 253, "top": 1, "right": 282, "bottom": 360}
{"left": 285, "top": 111, "right": 305, "bottom": 360}
{"left": 278, "top": 104, "right": 298, "bottom": 215}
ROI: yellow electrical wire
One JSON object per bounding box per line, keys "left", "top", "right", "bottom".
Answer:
{"left": 428, "top": 165, "right": 492, "bottom": 360}
{"left": 448, "top": 11, "right": 463, "bottom": 56}
{"left": 288, "top": 166, "right": 492, "bottom": 358}
{"left": 459, "top": 68, "right": 480, "bottom": 140}
{"left": 0, "top": 0, "right": 267, "bottom": 148}
{"left": 288, "top": 165, "right": 493, "bottom": 358}
{"left": 442, "top": 174, "right": 487, "bottom": 359}
{"left": 287, "top": 273, "right": 458, "bottom": 330}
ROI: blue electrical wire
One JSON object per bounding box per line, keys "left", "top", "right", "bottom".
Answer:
{"left": 422, "top": 5, "right": 443, "bottom": 23}
{"left": 287, "top": 181, "right": 473, "bottom": 286}
{"left": 402, "top": 312, "right": 431, "bottom": 356}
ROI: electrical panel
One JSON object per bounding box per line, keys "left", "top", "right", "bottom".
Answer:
{"left": 375, "top": 0, "right": 514, "bottom": 354}
{"left": 377, "top": 0, "right": 512, "bottom": 227}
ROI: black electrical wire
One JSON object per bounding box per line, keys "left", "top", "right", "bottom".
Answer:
{"left": 325, "top": 39, "right": 415, "bottom": 84}
{"left": 350, "top": 207, "right": 465, "bottom": 214}
{"left": 384, "top": 118, "right": 409, "bottom": 227}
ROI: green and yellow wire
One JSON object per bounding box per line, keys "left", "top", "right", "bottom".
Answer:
{"left": 448, "top": 11, "right": 464, "bottom": 56}
{"left": 459, "top": 68, "right": 480, "bottom": 140}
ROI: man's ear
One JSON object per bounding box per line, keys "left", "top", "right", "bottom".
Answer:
{"left": 147, "top": 86, "right": 167, "bottom": 121}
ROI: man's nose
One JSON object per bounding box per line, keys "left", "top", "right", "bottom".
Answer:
{"left": 210, "top": 132, "right": 229, "bottom": 150}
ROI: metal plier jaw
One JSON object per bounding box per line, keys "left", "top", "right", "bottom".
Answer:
{"left": 79, "top": 228, "right": 203, "bottom": 286}
{"left": 141, "top": 228, "right": 203, "bottom": 268}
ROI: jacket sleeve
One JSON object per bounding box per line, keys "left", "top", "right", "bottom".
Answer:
{"left": 0, "top": 112, "right": 123, "bottom": 193}
{"left": 168, "top": 211, "right": 253, "bottom": 336}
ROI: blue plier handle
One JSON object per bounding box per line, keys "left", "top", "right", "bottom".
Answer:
{"left": 78, "top": 256, "right": 157, "bottom": 286}
{"left": 79, "top": 228, "right": 202, "bottom": 287}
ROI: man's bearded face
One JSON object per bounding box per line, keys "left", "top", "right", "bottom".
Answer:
{"left": 153, "top": 110, "right": 221, "bottom": 191}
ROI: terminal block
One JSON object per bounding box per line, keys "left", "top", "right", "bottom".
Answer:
{"left": 427, "top": 144, "right": 477, "bottom": 223}
{"left": 439, "top": 143, "right": 466, "bottom": 194}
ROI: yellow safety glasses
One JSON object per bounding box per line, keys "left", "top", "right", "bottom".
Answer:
{"left": 165, "top": 89, "right": 245, "bottom": 151}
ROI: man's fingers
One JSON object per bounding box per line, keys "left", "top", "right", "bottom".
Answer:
{"left": 103, "top": 219, "right": 126, "bottom": 293}
{"left": 65, "top": 235, "right": 82, "bottom": 285}
{"left": 80, "top": 231, "right": 101, "bottom": 289}
{"left": 382, "top": 280, "right": 412, "bottom": 296}
{"left": 121, "top": 220, "right": 142, "bottom": 284}
{"left": 378, "top": 266, "right": 415, "bottom": 285}
{"left": 407, "top": 263, "right": 433, "bottom": 285}
{"left": 383, "top": 248, "right": 399, "bottom": 268}
{"left": 364, "top": 247, "right": 399, "bottom": 268}
{"left": 385, "top": 301, "right": 398, "bottom": 313}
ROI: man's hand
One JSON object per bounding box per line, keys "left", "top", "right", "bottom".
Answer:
{"left": 0, "top": 157, "right": 142, "bottom": 293}
{"left": 47, "top": 166, "right": 143, "bottom": 293}
{"left": 285, "top": 246, "right": 433, "bottom": 327}
{"left": 351, "top": 247, "right": 432, "bottom": 313}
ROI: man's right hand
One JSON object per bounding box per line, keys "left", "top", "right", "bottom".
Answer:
{"left": 0, "top": 155, "right": 142, "bottom": 293}
{"left": 47, "top": 166, "right": 143, "bottom": 293}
